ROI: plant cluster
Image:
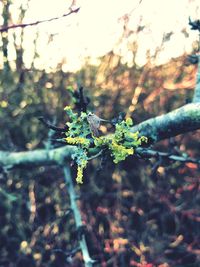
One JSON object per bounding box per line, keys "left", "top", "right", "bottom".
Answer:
{"left": 64, "top": 106, "right": 147, "bottom": 184}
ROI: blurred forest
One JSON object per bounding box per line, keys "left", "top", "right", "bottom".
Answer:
{"left": 0, "top": 1, "right": 200, "bottom": 267}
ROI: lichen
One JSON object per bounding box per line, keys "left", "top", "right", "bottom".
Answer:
{"left": 64, "top": 106, "right": 148, "bottom": 184}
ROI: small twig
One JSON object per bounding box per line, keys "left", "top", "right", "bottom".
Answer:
{"left": 73, "top": 86, "right": 90, "bottom": 113}
{"left": 44, "top": 118, "right": 58, "bottom": 150}
{"left": 150, "top": 154, "right": 162, "bottom": 180}
{"left": 38, "top": 117, "right": 67, "bottom": 132}
{"left": 136, "top": 147, "right": 200, "bottom": 164}
{"left": 63, "top": 166, "right": 95, "bottom": 267}
{"left": 0, "top": 7, "right": 80, "bottom": 33}
{"left": 64, "top": 208, "right": 73, "bottom": 217}
{"left": 53, "top": 246, "right": 80, "bottom": 262}
{"left": 189, "top": 17, "right": 200, "bottom": 31}
{"left": 50, "top": 138, "right": 67, "bottom": 144}
{"left": 88, "top": 150, "right": 103, "bottom": 161}
{"left": 79, "top": 86, "right": 89, "bottom": 112}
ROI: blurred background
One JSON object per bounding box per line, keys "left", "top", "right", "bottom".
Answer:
{"left": 0, "top": 0, "right": 200, "bottom": 266}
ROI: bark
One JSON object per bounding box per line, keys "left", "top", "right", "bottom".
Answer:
{"left": 0, "top": 146, "right": 77, "bottom": 169}
{"left": 131, "top": 103, "right": 200, "bottom": 143}
{"left": 0, "top": 103, "right": 200, "bottom": 168}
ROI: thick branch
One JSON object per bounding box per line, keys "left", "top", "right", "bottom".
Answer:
{"left": 0, "top": 8, "right": 80, "bottom": 33}
{"left": 0, "top": 104, "right": 200, "bottom": 168}
{"left": 131, "top": 103, "right": 200, "bottom": 143}
{"left": 0, "top": 146, "right": 77, "bottom": 169}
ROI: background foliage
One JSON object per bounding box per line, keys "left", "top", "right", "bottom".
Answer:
{"left": 0, "top": 1, "right": 199, "bottom": 266}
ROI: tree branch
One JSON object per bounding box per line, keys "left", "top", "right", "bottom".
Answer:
{"left": 136, "top": 147, "right": 200, "bottom": 164}
{"left": 0, "top": 145, "right": 77, "bottom": 169}
{"left": 63, "top": 167, "right": 94, "bottom": 267}
{"left": 131, "top": 103, "right": 200, "bottom": 143}
{"left": 193, "top": 55, "right": 200, "bottom": 103}
{"left": 0, "top": 103, "right": 200, "bottom": 169}
{"left": 0, "top": 7, "right": 80, "bottom": 33}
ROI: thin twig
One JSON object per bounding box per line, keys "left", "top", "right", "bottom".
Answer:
{"left": 38, "top": 117, "right": 67, "bottom": 132}
{"left": 88, "top": 150, "right": 103, "bottom": 161}
{"left": 136, "top": 147, "right": 200, "bottom": 164}
{"left": 0, "top": 7, "right": 80, "bottom": 33}
{"left": 63, "top": 166, "right": 94, "bottom": 267}
{"left": 53, "top": 246, "right": 80, "bottom": 262}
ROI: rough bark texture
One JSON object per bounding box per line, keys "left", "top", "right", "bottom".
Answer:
{"left": 131, "top": 103, "right": 200, "bottom": 143}
{"left": 0, "top": 146, "right": 77, "bottom": 169}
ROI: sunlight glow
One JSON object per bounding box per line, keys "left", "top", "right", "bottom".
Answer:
{"left": 2, "top": 0, "right": 200, "bottom": 71}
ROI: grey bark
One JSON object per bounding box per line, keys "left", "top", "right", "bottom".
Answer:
{"left": 0, "top": 103, "right": 200, "bottom": 168}
{"left": 131, "top": 103, "right": 200, "bottom": 143}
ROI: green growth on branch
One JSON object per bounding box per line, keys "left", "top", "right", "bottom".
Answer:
{"left": 64, "top": 106, "right": 147, "bottom": 184}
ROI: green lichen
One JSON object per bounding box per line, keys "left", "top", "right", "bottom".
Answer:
{"left": 94, "top": 118, "right": 147, "bottom": 164}
{"left": 64, "top": 106, "right": 147, "bottom": 184}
